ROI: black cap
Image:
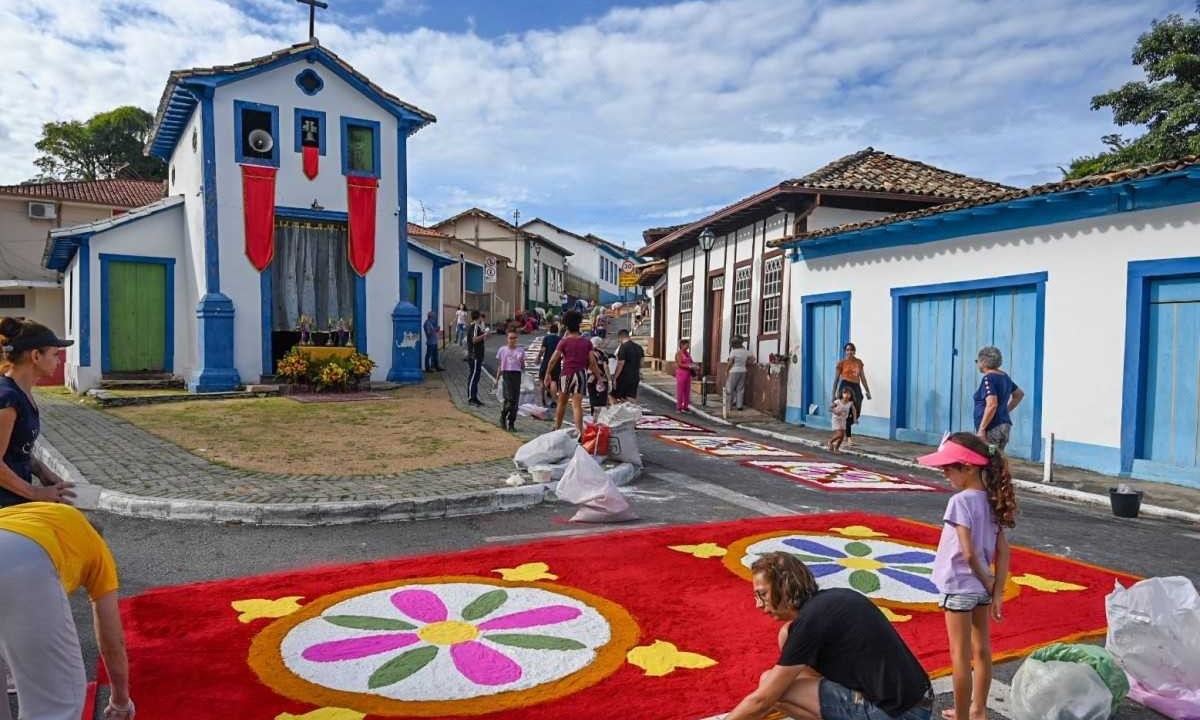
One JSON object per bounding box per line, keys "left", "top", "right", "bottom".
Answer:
{"left": 6, "top": 328, "right": 74, "bottom": 352}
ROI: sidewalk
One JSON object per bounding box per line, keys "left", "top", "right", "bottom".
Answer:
{"left": 33, "top": 359, "right": 556, "bottom": 525}
{"left": 638, "top": 369, "right": 1200, "bottom": 524}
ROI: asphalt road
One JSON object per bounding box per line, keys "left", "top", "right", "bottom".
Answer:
{"left": 42, "top": 348, "right": 1200, "bottom": 719}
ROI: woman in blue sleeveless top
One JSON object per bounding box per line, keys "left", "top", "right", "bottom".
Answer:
{"left": 0, "top": 318, "right": 76, "bottom": 508}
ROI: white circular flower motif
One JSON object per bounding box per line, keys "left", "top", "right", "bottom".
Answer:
{"left": 278, "top": 582, "right": 615, "bottom": 702}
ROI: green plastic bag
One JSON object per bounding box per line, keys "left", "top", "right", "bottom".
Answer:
{"left": 1031, "top": 642, "right": 1129, "bottom": 715}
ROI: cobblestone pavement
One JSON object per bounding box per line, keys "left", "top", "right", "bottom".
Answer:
{"left": 37, "top": 367, "right": 528, "bottom": 506}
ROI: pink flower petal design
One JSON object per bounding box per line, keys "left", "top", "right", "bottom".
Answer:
{"left": 450, "top": 640, "right": 522, "bottom": 685}
{"left": 476, "top": 605, "right": 581, "bottom": 631}
{"left": 302, "top": 633, "right": 420, "bottom": 662}
{"left": 390, "top": 589, "right": 448, "bottom": 623}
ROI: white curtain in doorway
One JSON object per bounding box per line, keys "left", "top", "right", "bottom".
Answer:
{"left": 271, "top": 220, "right": 356, "bottom": 330}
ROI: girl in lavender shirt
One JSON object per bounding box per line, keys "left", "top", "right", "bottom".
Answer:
{"left": 918, "top": 432, "right": 1017, "bottom": 720}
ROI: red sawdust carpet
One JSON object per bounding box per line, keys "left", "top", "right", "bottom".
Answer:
{"left": 120, "top": 513, "right": 1138, "bottom": 719}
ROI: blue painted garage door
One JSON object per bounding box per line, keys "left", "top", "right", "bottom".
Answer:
{"left": 1141, "top": 276, "right": 1200, "bottom": 470}
{"left": 899, "top": 286, "right": 1039, "bottom": 458}
{"left": 803, "top": 300, "right": 844, "bottom": 425}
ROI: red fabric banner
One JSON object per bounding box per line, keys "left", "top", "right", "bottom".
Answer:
{"left": 302, "top": 145, "right": 319, "bottom": 180}
{"left": 346, "top": 175, "right": 378, "bottom": 276}
{"left": 241, "top": 164, "right": 277, "bottom": 271}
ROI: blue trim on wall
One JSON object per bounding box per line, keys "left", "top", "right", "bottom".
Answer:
{"left": 233, "top": 99, "right": 280, "bottom": 167}
{"left": 340, "top": 116, "right": 382, "bottom": 179}
{"left": 1130, "top": 459, "right": 1200, "bottom": 489}
{"left": 99, "top": 254, "right": 175, "bottom": 374}
{"left": 200, "top": 88, "right": 221, "bottom": 294}
{"left": 293, "top": 108, "right": 327, "bottom": 155}
{"left": 275, "top": 206, "right": 347, "bottom": 223}
{"left": 1120, "top": 256, "right": 1200, "bottom": 476}
{"left": 1054, "top": 439, "right": 1122, "bottom": 476}
{"left": 355, "top": 275, "right": 367, "bottom": 354}
{"left": 260, "top": 270, "right": 272, "bottom": 376}
{"left": 409, "top": 242, "right": 456, "bottom": 267}
{"left": 799, "top": 291, "right": 850, "bottom": 427}
{"left": 77, "top": 237, "right": 91, "bottom": 368}
{"left": 787, "top": 171, "right": 1200, "bottom": 261}
{"left": 889, "top": 272, "right": 1047, "bottom": 458}
{"left": 431, "top": 261, "right": 441, "bottom": 323}
{"left": 389, "top": 127, "right": 422, "bottom": 383}
{"left": 408, "top": 271, "right": 423, "bottom": 317}
{"left": 294, "top": 68, "right": 324, "bottom": 96}
{"left": 45, "top": 200, "right": 183, "bottom": 272}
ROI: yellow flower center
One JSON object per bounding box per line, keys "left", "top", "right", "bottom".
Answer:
{"left": 837, "top": 556, "right": 884, "bottom": 571}
{"left": 417, "top": 620, "right": 479, "bottom": 645}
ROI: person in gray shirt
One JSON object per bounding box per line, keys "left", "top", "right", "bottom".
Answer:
{"left": 725, "top": 336, "right": 754, "bottom": 411}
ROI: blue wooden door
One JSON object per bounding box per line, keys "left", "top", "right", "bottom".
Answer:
{"left": 1141, "top": 276, "right": 1200, "bottom": 469}
{"left": 803, "top": 301, "right": 843, "bottom": 424}
{"left": 901, "top": 287, "right": 1038, "bottom": 458}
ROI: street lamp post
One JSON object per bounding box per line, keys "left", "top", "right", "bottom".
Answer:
{"left": 534, "top": 243, "right": 541, "bottom": 307}
{"left": 697, "top": 226, "right": 716, "bottom": 406}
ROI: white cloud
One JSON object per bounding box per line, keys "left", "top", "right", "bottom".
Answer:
{"left": 0, "top": 0, "right": 1182, "bottom": 245}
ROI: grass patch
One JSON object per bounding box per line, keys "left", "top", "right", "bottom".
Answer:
{"left": 108, "top": 375, "right": 521, "bottom": 475}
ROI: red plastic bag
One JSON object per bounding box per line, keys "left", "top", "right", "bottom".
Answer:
{"left": 582, "top": 424, "right": 611, "bottom": 457}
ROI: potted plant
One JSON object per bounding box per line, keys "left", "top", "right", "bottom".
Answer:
{"left": 315, "top": 359, "right": 349, "bottom": 392}
{"left": 346, "top": 352, "right": 375, "bottom": 390}
{"left": 276, "top": 348, "right": 311, "bottom": 388}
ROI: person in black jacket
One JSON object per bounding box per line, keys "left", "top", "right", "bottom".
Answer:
{"left": 465, "top": 310, "right": 488, "bottom": 406}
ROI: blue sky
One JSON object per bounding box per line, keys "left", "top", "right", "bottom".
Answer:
{"left": 0, "top": 0, "right": 1188, "bottom": 247}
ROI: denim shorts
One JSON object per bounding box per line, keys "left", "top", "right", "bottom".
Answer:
{"left": 819, "top": 679, "right": 933, "bottom": 720}
{"left": 938, "top": 592, "right": 993, "bottom": 612}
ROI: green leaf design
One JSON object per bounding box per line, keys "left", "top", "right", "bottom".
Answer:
{"left": 893, "top": 565, "right": 933, "bottom": 575}
{"left": 368, "top": 646, "right": 439, "bottom": 689}
{"left": 787, "top": 552, "right": 833, "bottom": 564}
{"left": 849, "top": 570, "right": 881, "bottom": 594}
{"left": 486, "top": 633, "right": 587, "bottom": 650}
{"left": 844, "top": 541, "right": 872, "bottom": 557}
{"left": 461, "top": 589, "right": 509, "bottom": 621}
{"left": 323, "top": 615, "right": 416, "bottom": 631}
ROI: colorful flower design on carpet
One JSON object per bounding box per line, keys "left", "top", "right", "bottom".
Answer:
{"left": 656, "top": 434, "right": 805, "bottom": 457}
{"left": 742, "top": 460, "right": 944, "bottom": 492}
{"left": 636, "top": 415, "right": 713, "bottom": 432}
{"left": 249, "top": 578, "right": 639, "bottom": 716}
{"left": 723, "top": 530, "right": 1019, "bottom": 612}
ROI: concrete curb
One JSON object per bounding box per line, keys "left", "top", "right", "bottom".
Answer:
{"left": 640, "top": 382, "right": 1200, "bottom": 525}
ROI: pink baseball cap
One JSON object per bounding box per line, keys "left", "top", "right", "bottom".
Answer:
{"left": 917, "top": 439, "right": 989, "bottom": 467}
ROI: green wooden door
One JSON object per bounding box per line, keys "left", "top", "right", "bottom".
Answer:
{"left": 108, "top": 262, "right": 167, "bottom": 372}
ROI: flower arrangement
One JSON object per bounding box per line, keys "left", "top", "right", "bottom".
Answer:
{"left": 278, "top": 347, "right": 376, "bottom": 392}
{"left": 315, "top": 361, "right": 349, "bottom": 391}
{"left": 346, "top": 352, "right": 375, "bottom": 379}
{"left": 275, "top": 348, "right": 311, "bottom": 382}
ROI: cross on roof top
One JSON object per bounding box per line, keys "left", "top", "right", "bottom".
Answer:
{"left": 296, "top": 0, "right": 328, "bottom": 41}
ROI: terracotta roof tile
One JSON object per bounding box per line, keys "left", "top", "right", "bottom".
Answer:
{"left": 0, "top": 179, "right": 166, "bottom": 208}
{"left": 775, "top": 155, "right": 1200, "bottom": 246}
{"left": 785, "top": 147, "right": 1015, "bottom": 201}
{"left": 407, "top": 222, "right": 451, "bottom": 238}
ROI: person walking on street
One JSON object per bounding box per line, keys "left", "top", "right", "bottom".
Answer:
{"left": 536, "top": 323, "right": 562, "bottom": 408}
{"left": 831, "top": 342, "right": 871, "bottom": 447}
{"left": 544, "top": 311, "right": 601, "bottom": 435}
{"left": 466, "top": 310, "right": 488, "bottom": 406}
{"left": 423, "top": 311, "right": 443, "bottom": 372}
{"left": 0, "top": 502, "right": 136, "bottom": 720}
{"left": 973, "top": 346, "right": 1024, "bottom": 452}
{"left": 586, "top": 336, "right": 610, "bottom": 415}
{"left": 828, "top": 386, "right": 856, "bottom": 453}
{"left": 918, "top": 433, "right": 1016, "bottom": 720}
{"left": 611, "top": 329, "right": 644, "bottom": 402}
{"left": 496, "top": 332, "right": 525, "bottom": 431}
{"left": 675, "top": 339, "right": 696, "bottom": 413}
{"left": 725, "top": 336, "right": 754, "bottom": 412}
{"left": 454, "top": 305, "right": 468, "bottom": 346}
{"left": 0, "top": 319, "right": 75, "bottom": 509}
{"left": 722, "top": 552, "right": 933, "bottom": 720}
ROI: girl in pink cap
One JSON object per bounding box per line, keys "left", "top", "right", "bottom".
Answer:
{"left": 917, "top": 432, "right": 1016, "bottom": 720}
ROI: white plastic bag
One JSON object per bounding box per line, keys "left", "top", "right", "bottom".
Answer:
{"left": 607, "top": 425, "right": 642, "bottom": 467}
{"left": 1010, "top": 658, "right": 1112, "bottom": 720}
{"left": 596, "top": 403, "right": 642, "bottom": 430}
{"left": 556, "top": 446, "right": 637, "bottom": 523}
{"left": 513, "top": 427, "right": 580, "bottom": 469}
{"left": 1106, "top": 576, "right": 1200, "bottom": 719}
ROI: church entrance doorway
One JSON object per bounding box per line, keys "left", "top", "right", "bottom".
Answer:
{"left": 265, "top": 219, "right": 361, "bottom": 373}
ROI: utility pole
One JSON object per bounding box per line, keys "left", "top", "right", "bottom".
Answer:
{"left": 513, "top": 208, "right": 521, "bottom": 314}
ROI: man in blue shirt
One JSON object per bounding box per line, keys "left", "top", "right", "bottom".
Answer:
{"left": 423, "top": 311, "right": 443, "bottom": 372}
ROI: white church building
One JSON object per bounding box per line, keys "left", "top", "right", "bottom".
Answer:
{"left": 45, "top": 41, "right": 447, "bottom": 393}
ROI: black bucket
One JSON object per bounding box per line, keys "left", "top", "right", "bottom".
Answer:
{"left": 1109, "top": 488, "right": 1144, "bottom": 518}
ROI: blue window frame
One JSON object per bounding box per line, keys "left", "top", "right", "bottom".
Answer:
{"left": 293, "top": 108, "right": 327, "bottom": 156}
{"left": 294, "top": 68, "right": 324, "bottom": 95}
{"left": 233, "top": 100, "right": 279, "bottom": 167}
{"left": 465, "top": 264, "right": 484, "bottom": 293}
{"left": 340, "top": 116, "right": 381, "bottom": 178}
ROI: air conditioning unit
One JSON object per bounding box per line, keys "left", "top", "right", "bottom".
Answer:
{"left": 28, "top": 201, "right": 56, "bottom": 220}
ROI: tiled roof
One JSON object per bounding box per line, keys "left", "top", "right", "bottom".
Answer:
{"left": 775, "top": 155, "right": 1200, "bottom": 246}
{"left": 434, "top": 207, "right": 517, "bottom": 232}
{"left": 785, "top": 147, "right": 1014, "bottom": 201}
{"left": 407, "top": 222, "right": 451, "bottom": 239}
{"left": 641, "top": 224, "right": 687, "bottom": 245}
{"left": 521, "top": 217, "right": 585, "bottom": 240}
{"left": 0, "top": 179, "right": 166, "bottom": 208}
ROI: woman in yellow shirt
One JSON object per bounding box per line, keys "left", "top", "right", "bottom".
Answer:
{"left": 0, "top": 502, "right": 134, "bottom": 720}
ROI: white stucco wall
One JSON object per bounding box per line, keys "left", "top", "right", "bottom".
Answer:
{"left": 784, "top": 200, "right": 1200, "bottom": 460}
{"left": 169, "top": 110, "right": 205, "bottom": 375}
{"left": 212, "top": 60, "right": 406, "bottom": 382}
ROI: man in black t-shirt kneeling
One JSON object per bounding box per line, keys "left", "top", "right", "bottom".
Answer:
{"left": 724, "top": 552, "right": 933, "bottom": 720}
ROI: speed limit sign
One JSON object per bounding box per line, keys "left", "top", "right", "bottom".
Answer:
{"left": 620, "top": 259, "right": 635, "bottom": 273}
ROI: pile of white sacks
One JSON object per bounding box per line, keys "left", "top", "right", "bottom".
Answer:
{"left": 511, "top": 404, "right": 642, "bottom": 522}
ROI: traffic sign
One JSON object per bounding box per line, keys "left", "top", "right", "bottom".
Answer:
{"left": 485, "top": 255, "right": 497, "bottom": 268}
{"left": 618, "top": 271, "right": 639, "bottom": 288}
{"left": 620, "top": 259, "right": 635, "bottom": 273}
{"left": 484, "top": 265, "right": 497, "bottom": 283}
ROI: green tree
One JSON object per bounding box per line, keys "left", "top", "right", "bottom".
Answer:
{"left": 32, "top": 106, "right": 166, "bottom": 182}
{"left": 1066, "top": 11, "right": 1200, "bottom": 178}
